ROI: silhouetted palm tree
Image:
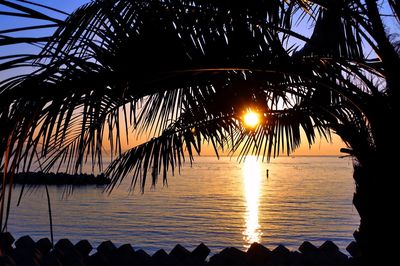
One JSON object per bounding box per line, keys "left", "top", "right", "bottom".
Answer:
{"left": 1, "top": 1, "right": 399, "bottom": 264}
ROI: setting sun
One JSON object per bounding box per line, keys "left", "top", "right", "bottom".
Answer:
{"left": 243, "top": 111, "right": 260, "bottom": 128}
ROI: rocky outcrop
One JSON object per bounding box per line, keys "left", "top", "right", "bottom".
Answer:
{"left": 0, "top": 233, "right": 358, "bottom": 266}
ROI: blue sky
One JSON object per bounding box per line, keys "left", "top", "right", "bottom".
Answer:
{"left": 0, "top": 1, "right": 89, "bottom": 30}
{"left": 0, "top": 1, "right": 90, "bottom": 80}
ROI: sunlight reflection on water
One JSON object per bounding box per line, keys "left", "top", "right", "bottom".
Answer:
{"left": 243, "top": 156, "right": 263, "bottom": 248}
{"left": 9, "top": 156, "right": 357, "bottom": 255}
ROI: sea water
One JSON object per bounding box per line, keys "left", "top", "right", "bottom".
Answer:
{"left": 8, "top": 156, "right": 358, "bottom": 254}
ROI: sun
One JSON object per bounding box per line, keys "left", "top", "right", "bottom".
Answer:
{"left": 243, "top": 110, "right": 260, "bottom": 128}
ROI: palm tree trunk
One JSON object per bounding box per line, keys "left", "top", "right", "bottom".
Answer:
{"left": 352, "top": 140, "right": 397, "bottom": 265}
{"left": 353, "top": 2, "right": 400, "bottom": 259}
{"left": 352, "top": 162, "right": 377, "bottom": 265}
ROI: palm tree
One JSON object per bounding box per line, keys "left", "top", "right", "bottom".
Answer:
{"left": 1, "top": 0, "right": 399, "bottom": 264}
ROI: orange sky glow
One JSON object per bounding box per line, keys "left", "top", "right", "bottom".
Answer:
{"left": 113, "top": 130, "right": 345, "bottom": 157}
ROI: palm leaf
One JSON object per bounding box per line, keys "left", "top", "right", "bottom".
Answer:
{"left": 0, "top": 0, "right": 390, "bottom": 197}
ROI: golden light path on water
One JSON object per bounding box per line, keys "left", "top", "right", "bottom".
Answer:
{"left": 9, "top": 156, "right": 358, "bottom": 254}
{"left": 242, "top": 156, "right": 263, "bottom": 248}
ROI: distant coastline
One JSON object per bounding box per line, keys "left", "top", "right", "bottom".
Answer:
{"left": 2, "top": 172, "right": 111, "bottom": 185}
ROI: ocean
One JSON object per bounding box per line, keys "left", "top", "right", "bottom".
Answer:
{"left": 8, "top": 156, "right": 358, "bottom": 255}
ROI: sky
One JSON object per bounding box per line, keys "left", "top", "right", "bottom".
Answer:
{"left": 0, "top": 0, "right": 347, "bottom": 156}
{"left": 192, "top": 134, "right": 345, "bottom": 156}
{"left": 292, "top": 133, "right": 344, "bottom": 156}
{"left": 115, "top": 127, "right": 346, "bottom": 156}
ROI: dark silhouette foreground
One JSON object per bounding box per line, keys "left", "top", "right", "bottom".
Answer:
{"left": 0, "top": 232, "right": 360, "bottom": 266}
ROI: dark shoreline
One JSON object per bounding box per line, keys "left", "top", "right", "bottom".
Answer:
{"left": 2, "top": 172, "right": 111, "bottom": 185}
{"left": 0, "top": 232, "right": 360, "bottom": 266}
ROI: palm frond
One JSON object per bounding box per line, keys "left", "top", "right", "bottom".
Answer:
{"left": 0, "top": 0, "right": 389, "bottom": 197}
{"left": 105, "top": 113, "right": 238, "bottom": 192}
{"left": 0, "top": 0, "right": 63, "bottom": 23}
{"left": 388, "top": 0, "right": 400, "bottom": 22}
